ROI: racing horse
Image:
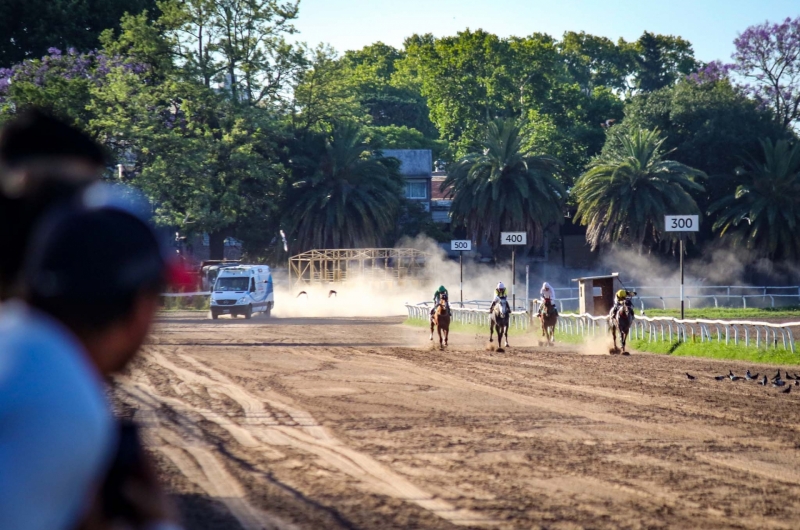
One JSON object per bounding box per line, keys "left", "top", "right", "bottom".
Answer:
{"left": 490, "top": 297, "right": 510, "bottom": 349}
{"left": 611, "top": 302, "right": 633, "bottom": 353}
{"left": 430, "top": 294, "right": 450, "bottom": 348}
{"left": 540, "top": 299, "right": 558, "bottom": 344}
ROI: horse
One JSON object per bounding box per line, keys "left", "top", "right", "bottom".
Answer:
{"left": 489, "top": 297, "right": 510, "bottom": 349}
{"left": 429, "top": 295, "right": 450, "bottom": 348}
{"left": 611, "top": 302, "right": 633, "bottom": 353}
{"left": 540, "top": 299, "right": 558, "bottom": 344}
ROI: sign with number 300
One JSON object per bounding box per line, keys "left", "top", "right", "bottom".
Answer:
{"left": 665, "top": 215, "right": 699, "bottom": 232}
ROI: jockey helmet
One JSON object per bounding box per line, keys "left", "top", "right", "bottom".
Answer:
{"left": 616, "top": 289, "right": 627, "bottom": 301}
{"left": 497, "top": 282, "right": 505, "bottom": 290}
{"left": 438, "top": 285, "right": 446, "bottom": 293}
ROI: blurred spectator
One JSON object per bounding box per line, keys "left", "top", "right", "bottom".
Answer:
{"left": 1, "top": 206, "right": 180, "bottom": 530}
{"left": 0, "top": 111, "right": 180, "bottom": 530}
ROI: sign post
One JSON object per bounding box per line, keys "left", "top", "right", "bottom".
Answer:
{"left": 500, "top": 232, "right": 527, "bottom": 310}
{"left": 665, "top": 215, "right": 699, "bottom": 319}
{"left": 450, "top": 240, "right": 472, "bottom": 308}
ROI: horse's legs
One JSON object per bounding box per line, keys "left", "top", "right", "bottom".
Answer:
{"left": 438, "top": 325, "right": 443, "bottom": 347}
{"left": 612, "top": 325, "right": 618, "bottom": 351}
{"left": 504, "top": 326, "right": 509, "bottom": 347}
{"left": 489, "top": 322, "right": 494, "bottom": 343}
{"left": 444, "top": 327, "right": 449, "bottom": 346}
{"left": 430, "top": 317, "right": 434, "bottom": 341}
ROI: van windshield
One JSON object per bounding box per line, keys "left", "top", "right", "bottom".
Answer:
{"left": 215, "top": 277, "right": 249, "bottom": 291}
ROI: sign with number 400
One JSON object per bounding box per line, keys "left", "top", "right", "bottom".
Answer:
{"left": 500, "top": 232, "right": 527, "bottom": 245}
{"left": 664, "top": 215, "right": 699, "bottom": 232}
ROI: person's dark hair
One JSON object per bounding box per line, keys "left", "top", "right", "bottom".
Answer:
{"left": 0, "top": 109, "right": 108, "bottom": 298}
{"left": 0, "top": 108, "right": 107, "bottom": 168}
{"left": 23, "top": 208, "right": 166, "bottom": 335}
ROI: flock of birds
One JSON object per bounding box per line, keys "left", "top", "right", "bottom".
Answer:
{"left": 686, "top": 369, "right": 799, "bottom": 394}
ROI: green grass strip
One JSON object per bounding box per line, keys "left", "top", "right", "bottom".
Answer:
{"left": 642, "top": 307, "right": 800, "bottom": 320}
{"left": 630, "top": 338, "right": 800, "bottom": 365}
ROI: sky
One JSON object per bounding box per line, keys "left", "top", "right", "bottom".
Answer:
{"left": 291, "top": 0, "right": 800, "bottom": 63}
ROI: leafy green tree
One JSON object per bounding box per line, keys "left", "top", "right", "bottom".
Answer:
{"left": 633, "top": 32, "right": 698, "bottom": 92}
{"left": 443, "top": 118, "right": 565, "bottom": 253}
{"left": 398, "top": 30, "right": 521, "bottom": 155}
{"left": 366, "top": 125, "right": 447, "bottom": 157}
{"left": 290, "top": 44, "right": 368, "bottom": 132}
{"left": 558, "top": 31, "right": 636, "bottom": 93}
{"left": 0, "top": 0, "right": 158, "bottom": 67}
{"left": 158, "top": 0, "right": 302, "bottom": 104}
{"left": 90, "top": 67, "right": 286, "bottom": 258}
{"left": 285, "top": 124, "right": 405, "bottom": 250}
{"left": 709, "top": 139, "right": 800, "bottom": 259}
{"left": 342, "top": 42, "right": 436, "bottom": 135}
{"left": 573, "top": 128, "right": 706, "bottom": 251}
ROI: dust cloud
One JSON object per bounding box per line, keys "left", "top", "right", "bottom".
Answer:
{"left": 273, "top": 236, "right": 524, "bottom": 318}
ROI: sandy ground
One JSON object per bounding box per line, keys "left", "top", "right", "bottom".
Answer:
{"left": 112, "top": 311, "right": 800, "bottom": 530}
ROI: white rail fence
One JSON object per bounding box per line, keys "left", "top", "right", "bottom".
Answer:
{"left": 406, "top": 301, "right": 799, "bottom": 353}
{"left": 543, "top": 285, "right": 800, "bottom": 312}
{"left": 405, "top": 302, "right": 531, "bottom": 330}
{"left": 556, "top": 313, "right": 800, "bottom": 353}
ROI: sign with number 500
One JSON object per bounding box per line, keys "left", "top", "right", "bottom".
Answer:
{"left": 665, "top": 215, "right": 699, "bottom": 232}
{"left": 450, "top": 240, "right": 472, "bottom": 251}
{"left": 500, "top": 232, "right": 527, "bottom": 245}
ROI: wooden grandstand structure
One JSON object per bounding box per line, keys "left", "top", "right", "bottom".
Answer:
{"left": 288, "top": 248, "right": 429, "bottom": 288}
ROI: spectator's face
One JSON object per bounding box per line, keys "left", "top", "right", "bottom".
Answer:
{"left": 93, "top": 293, "right": 161, "bottom": 375}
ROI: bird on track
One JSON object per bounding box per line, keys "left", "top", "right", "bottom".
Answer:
{"left": 772, "top": 369, "right": 781, "bottom": 380}
{"left": 714, "top": 375, "right": 726, "bottom": 381}
{"left": 782, "top": 386, "right": 792, "bottom": 394}
{"left": 795, "top": 380, "right": 799, "bottom": 386}
{"left": 729, "top": 371, "right": 740, "bottom": 381}
{"left": 773, "top": 379, "right": 786, "bottom": 387}
{"left": 759, "top": 375, "right": 768, "bottom": 386}
{"left": 686, "top": 373, "right": 696, "bottom": 380}
{"left": 786, "top": 371, "right": 795, "bottom": 380}
{"left": 745, "top": 371, "right": 759, "bottom": 381}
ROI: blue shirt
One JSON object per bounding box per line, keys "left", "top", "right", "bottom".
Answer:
{"left": 0, "top": 302, "right": 115, "bottom": 530}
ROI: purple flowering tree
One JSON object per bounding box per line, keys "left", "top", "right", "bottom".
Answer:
{"left": 0, "top": 47, "right": 146, "bottom": 126}
{"left": 731, "top": 16, "right": 800, "bottom": 130}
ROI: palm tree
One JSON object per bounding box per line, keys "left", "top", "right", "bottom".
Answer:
{"left": 573, "top": 128, "right": 706, "bottom": 251}
{"left": 287, "top": 124, "right": 404, "bottom": 250}
{"left": 443, "top": 118, "right": 566, "bottom": 251}
{"left": 709, "top": 139, "right": 800, "bottom": 260}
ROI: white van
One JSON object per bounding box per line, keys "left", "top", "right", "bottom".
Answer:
{"left": 209, "top": 265, "right": 274, "bottom": 319}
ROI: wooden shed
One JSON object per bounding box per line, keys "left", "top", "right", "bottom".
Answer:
{"left": 571, "top": 273, "right": 619, "bottom": 316}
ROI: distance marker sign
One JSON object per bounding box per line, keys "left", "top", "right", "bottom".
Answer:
{"left": 664, "top": 215, "right": 699, "bottom": 232}
{"left": 500, "top": 232, "right": 527, "bottom": 245}
{"left": 450, "top": 240, "right": 472, "bottom": 251}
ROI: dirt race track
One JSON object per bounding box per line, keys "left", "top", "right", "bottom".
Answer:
{"left": 114, "top": 312, "right": 800, "bottom": 530}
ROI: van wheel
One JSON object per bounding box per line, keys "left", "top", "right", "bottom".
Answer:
{"left": 265, "top": 303, "right": 272, "bottom": 318}
{"left": 244, "top": 305, "right": 252, "bottom": 319}
{"left": 211, "top": 310, "right": 219, "bottom": 320}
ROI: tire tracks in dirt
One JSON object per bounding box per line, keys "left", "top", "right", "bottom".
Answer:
{"left": 119, "top": 380, "right": 295, "bottom": 530}
{"left": 121, "top": 348, "right": 499, "bottom": 527}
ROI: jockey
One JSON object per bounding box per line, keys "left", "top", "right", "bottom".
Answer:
{"left": 431, "top": 285, "right": 451, "bottom": 316}
{"left": 488, "top": 282, "right": 508, "bottom": 312}
{"left": 538, "top": 282, "right": 558, "bottom": 329}
{"left": 609, "top": 289, "right": 635, "bottom": 320}
{"left": 539, "top": 282, "right": 556, "bottom": 311}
